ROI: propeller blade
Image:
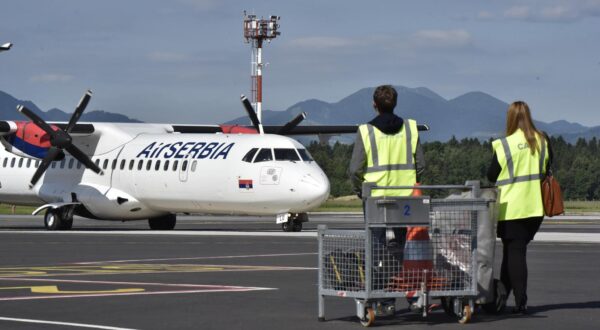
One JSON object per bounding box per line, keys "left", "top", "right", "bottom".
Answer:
{"left": 65, "top": 144, "right": 103, "bottom": 175}
{"left": 29, "top": 147, "right": 62, "bottom": 188}
{"left": 66, "top": 90, "right": 92, "bottom": 133}
{"left": 16, "top": 105, "right": 56, "bottom": 136}
{"left": 278, "top": 112, "right": 306, "bottom": 135}
{"left": 240, "top": 95, "right": 261, "bottom": 132}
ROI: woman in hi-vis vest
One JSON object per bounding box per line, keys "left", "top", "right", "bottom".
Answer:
{"left": 487, "top": 101, "right": 551, "bottom": 314}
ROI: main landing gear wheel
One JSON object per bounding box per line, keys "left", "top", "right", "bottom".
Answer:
{"left": 148, "top": 214, "right": 177, "bottom": 230}
{"left": 44, "top": 208, "right": 73, "bottom": 230}
{"left": 359, "top": 307, "right": 375, "bottom": 327}
{"left": 441, "top": 297, "right": 473, "bottom": 324}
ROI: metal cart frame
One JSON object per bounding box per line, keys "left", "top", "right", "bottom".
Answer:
{"left": 317, "top": 181, "right": 495, "bottom": 326}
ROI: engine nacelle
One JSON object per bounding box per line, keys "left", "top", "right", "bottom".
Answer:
{"left": 0, "top": 120, "right": 57, "bottom": 159}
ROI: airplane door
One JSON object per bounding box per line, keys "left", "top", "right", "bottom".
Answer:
{"left": 179, "top": 159, "right": 189, "bottom": 182}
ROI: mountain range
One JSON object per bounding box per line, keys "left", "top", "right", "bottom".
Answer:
{"left": 0, "top": 90, "right": 141, "bottom": 123}
{"left": 228, "top": 86, "right": 596, "bottom": 143}
{"left": 1, "top": 88, "right": 596, "bottom": 143}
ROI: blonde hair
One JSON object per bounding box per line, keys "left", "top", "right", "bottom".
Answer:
{"left": 506, "top": 101, "right": 543, "bottom": 155}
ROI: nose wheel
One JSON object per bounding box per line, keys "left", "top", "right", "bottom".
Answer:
{"left": 281, "top": 213, "right": 308, "bottom": 232}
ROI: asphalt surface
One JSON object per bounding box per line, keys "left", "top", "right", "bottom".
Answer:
{"left": 0, "top": 214, "right": 598, "bottom": 329}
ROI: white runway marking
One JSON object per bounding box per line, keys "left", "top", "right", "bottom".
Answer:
{"left": 75, "top": 252, "right": 317, "bottom": 265}
{"left": 1, "top": 230, "right": 599, "bottom": 243}
{"left": 0, "top": 316, "right": 137, "bottom": 329}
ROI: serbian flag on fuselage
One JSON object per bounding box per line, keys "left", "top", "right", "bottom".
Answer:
{"left": 238, "top": 179, "right": 253, "bottom": 189}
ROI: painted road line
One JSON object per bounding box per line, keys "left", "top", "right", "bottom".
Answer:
{"left": 0, "top": 277, "right": 277, "bottom": 290}
{"left": 0, "top": 316, "right": 137, "bottom": 330}
{"left": 0, "top": 263, "right": 316, "bottom": 278}
{"left": 75, "top": 252, "right": 318, "bottom": 265}
{"left": 1, "top": 230, "right": 599, "bottom": 243}
{"left": 0, "top": 287, "right": 275, "bottom": 302}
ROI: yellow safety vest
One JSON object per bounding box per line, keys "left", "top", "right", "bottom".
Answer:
{"left": 492, "top": 129, "right": 548, "bottom": 221}
{"left": 359, "top": 119, "right": 419, "bottom": 197}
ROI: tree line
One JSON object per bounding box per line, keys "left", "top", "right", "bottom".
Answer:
{"left": 307, "top": 136, "right": 600, "bottom": 200}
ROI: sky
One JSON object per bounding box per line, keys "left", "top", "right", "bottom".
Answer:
{"left": 1, "top": 0, "right": 599, "bottom": 125}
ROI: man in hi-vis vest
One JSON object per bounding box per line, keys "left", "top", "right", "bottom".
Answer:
{"left": 349, "top": 85, "right": 425, "bottom": 245}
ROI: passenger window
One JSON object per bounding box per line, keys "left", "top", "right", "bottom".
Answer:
{"left": 60, "top": 159, "right": 65, "bottom": 169}
{"left": 10, "top": 158, "right": 15, "bottom": 168}
{"left": 102, "top": 159, "right": 108, "bottom": 170}
{"left": 68, "top": 158, "right": 74, "bottom": 169}
{"left": 274, "top": 148, "right": 300, "bottom": 162}
{"left": 155, "top": 160, "right": 161, "bottom": 171}
{"left": 146, "top": 160, "right": 152, "bottom": 171}
{"left": 164, "top": 160, "right": 170, "bottom": 171}
{"left": 36, "top": 160, "right": 40, "bottom": 168}
{"left": 95, "top": 159, "right": 100, "bottom": 167}
{"left": 298, "top": 149, "right": 314, "bottom": 162}
{"left": 112, "top": 159, "right": 117, "bottom": 170}
{"left": 129, "top": 160, "right": 135, "bottom": 170}
{"left": 172, "top": 160, "right": 179, "bottom": 171}
{"left": 77, "top": 161, "right": 82, "bottom": 169}
{"left": 2, "top": 158, "right": 6, "bottom": 167}
{"left": 120, "top": 159, "right": 126, "bottom": 170}
{"left": 51, "top": 161, "right": 56, "bottom": 168}
{"left": 137, "top": 160, "right": 143, "bottom": 170}
{"left": 191, "top": 161, "right": 197, "bottom": 172}
{"left": 18, "top": 158, "right": 23, "bottom": 168}
{"left": 182, "top": 160, "right": 188, "bottom": 171}
{"left": 254, "top": 148, "right": 273, "bottom": 162}
{"left": 27, "top": 159, "right": 32, "bottom": 168}
{"left": 242, "top": 148, "right": 258, "bottom": 162}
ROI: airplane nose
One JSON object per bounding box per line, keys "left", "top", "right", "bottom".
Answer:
{"left": 299, "top": 172, "right": 330, "bottom": 206}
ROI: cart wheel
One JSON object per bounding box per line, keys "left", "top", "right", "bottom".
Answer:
{"left": 440, "top": 297, "right": 455, "bottom": 316}
{"left": 359, "top": 307, "right": 375, "bottom": 327}
{"left": 458, "top": 305, "right": 472, "bottom": 324}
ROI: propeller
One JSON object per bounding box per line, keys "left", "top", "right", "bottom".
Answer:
{"left": 240, "top": 95, "right": 262, "bottom": 134}
{"left": 278, "top": 112, "right": 306, "bottom": 135}
{"left": 240, "top": 94, "right": 307, "bottom": 135}
{"left": 16, "top": 90, "right": 103, "bottom": 188}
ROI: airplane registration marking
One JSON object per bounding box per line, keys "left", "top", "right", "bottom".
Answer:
{"left": 0, "top": 263, "right": 313, "bottom": 278}
{"left": 0, "top": 285, "right": 144, "bottom": 294}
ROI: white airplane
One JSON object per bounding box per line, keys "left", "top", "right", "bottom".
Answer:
{"left": 0, "top": 91, "right": 428, "bottom": 232}
{"left": 0, "top": 91, "right": 366, "bottom": 232}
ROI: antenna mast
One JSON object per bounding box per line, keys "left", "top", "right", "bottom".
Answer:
{"left": 243, "top": 12, "right": 280, "bottom": 133}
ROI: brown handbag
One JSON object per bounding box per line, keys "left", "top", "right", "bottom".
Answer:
{"left": 541, "top": 169, "right": 564, "bottom": 217}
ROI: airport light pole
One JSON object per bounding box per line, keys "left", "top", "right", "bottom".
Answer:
{"left": 0, "top": 42, "right": 12, "bottom": 53}
{"left": 243, "top": 13, "right": 280, "bottom": 134}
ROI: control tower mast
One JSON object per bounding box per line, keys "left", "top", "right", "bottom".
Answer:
{"left": 243, "top": 12, "right": 280, "bottom": 133}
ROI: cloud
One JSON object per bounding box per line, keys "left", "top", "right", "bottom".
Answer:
{"left": 30, "top": 74, "right": 73, "bottom": 83}
{"left": 147, "top": 51, "right": 189, "bottom": 63}
{"left": 287, "top": 36, "right": 358, "bottom": 50}
{"left": 504, "top": 6, "right": 532, "bottom": 19}
{"left": 411, "top": 29, "right": 472, "bottom": 48}
{"left": 499, "top": 1, "right": 600, "bottom": 22}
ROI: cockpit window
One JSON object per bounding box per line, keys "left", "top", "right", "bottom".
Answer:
{"left": 242, "top": 148, "right": 258, "bottom": 163}
{"left": 254, "top": 148, "right": 273, "bottom": 162}
{"left": 274, "top": 148, "right": 300, "bottom": 162}
{"left": 298, "top": 148, "right": 314, "bottom": 162}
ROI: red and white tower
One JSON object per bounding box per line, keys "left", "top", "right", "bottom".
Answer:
{"left": 243, "top": 12, "right": 280, "bottom": 134}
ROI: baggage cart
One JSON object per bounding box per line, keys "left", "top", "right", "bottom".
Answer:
{"left": 317, "top": 181, "right": 496, "bottom": 326}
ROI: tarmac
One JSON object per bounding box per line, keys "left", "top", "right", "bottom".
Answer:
{"left": 0, "top": 214, "right": 598, "bottom": 329}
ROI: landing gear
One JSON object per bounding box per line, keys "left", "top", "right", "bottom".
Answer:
{"left": 44, "top": 207, "right": 74, "bottom": 230}
{"left": 281, "top": 213, "right": 308, "bottom": 232}
{"left": 441, "top": 297, "right": 474, "bottom": 324}
{"left": 148, "top": 214, "right": 177, "bottom": 230}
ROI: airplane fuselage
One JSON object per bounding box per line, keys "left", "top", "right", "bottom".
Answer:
{"left": 0, "top": 123, "right": 330, "bottom": 221}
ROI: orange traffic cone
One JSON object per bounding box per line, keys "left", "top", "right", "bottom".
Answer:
{"left": 411, "top": 182, "right": 422, "bottom": 197}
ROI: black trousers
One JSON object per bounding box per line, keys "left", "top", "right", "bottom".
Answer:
{"left": 497, "top": 216, "right": 543, "bottom": 308}
{"left": 500, "top": 238, "right": 529, "bottom": 307}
